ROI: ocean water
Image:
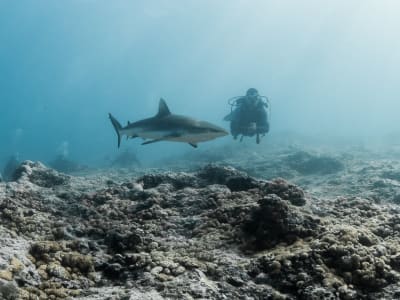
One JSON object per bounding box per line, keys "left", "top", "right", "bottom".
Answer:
{"left": 1, "top": 0, "right": 400, "bottom": 169}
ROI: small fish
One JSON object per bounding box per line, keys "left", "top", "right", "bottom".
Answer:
{"left": 109, "top": 98, "right": 228, "bottom": 148}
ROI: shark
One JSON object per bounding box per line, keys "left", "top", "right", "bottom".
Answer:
{"left": 109, "top": 98, "right": 228, "bottom": 148}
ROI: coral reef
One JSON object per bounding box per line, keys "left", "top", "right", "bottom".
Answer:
{"left": 13, "top": 161, "right": 69, "bottom": 187}
{"left": 1, "top": 155, "right": 400, "bottom": 299}
{"left": 285, "top": 151, "right": 345, "bottom": 175}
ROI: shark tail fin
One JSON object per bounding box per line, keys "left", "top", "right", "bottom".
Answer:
{"left": 109, "top": 113, "right": 122, "bottom": 148}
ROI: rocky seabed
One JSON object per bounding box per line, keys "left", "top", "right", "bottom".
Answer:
{"left": 1, "top": 160, "right": 400, "bottom": 299}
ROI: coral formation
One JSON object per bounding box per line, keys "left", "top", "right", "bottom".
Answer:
{"left": 285, "top": 151, "right": 345, "bottom": 175}
{"left": 1, "top": 153, "right": 400, "bottom": 299}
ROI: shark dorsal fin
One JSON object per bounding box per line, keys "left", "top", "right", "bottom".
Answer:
{"left": 156, "top": 98, "right": 171, "bottom": 118}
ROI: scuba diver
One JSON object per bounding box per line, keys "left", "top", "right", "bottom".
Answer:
{"left": 224, "top": 88, "right": 270, "bottom": 144}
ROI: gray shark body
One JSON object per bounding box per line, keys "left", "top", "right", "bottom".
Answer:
{"left": 109, "top": 99, "right": 228, "bottom": 148}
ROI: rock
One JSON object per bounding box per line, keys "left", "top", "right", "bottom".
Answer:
{"left": 381, "top": 170, "right": 400, "bottom": 181}
{"left": 104, "top": 229, "right": 144, "bottom": 253}
{"left": 0, "top": 270, "right": 13, "bottom": 281}
{"left": 172, "top": 266, "right": 185, "bottom": 276}
{"left": 285, "top": 151, "right": 345, "bottom": 175}
{"left": 391, "top": 254, "right": 400, "bottom": 272}
{"left": 225, "top": 175, "right": 259, "bottom": 192}
{"left": 46, "top": 263, "right": 70, "bottom": 280}
{"left": 1, "top": 158, "right": 400, "bottom": 299}
{"left": 150, "top": 266, "right": 163, "bottom": 275}
{"left": 197, "top": 164, "right": 247, "bottom": 185}
{"left": 103, "top": 263, "right": 123, "bottom": 279}
{"left": 138, "top": 172, "right": 197, "bottom": 189}
{"left": 30, "top": 242, "right": 63, "bottom": 262}
{"left": 0, "top": 282, "right": 19, "bottom": 300}
{"left": 13, "top": 161, "right": 69, "bottom": 187}
{"left": 61, "top": 252, "right": 94, "bottom": 274}
{"left": 243, "top": 194, "right": 319, "bottom": 250}
{"left": 264, "top": 178, "right": 306, "bottom": 206}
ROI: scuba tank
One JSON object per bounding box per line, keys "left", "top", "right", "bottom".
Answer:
{"left": 227, "top": 95, "right": 271, "bottom": 118}
{"left": 225, "top": 94, "right": 271, "bottom": 144}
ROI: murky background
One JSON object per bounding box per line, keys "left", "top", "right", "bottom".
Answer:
{"left": 1, "top": 0, "right": 399, "bottom": 167}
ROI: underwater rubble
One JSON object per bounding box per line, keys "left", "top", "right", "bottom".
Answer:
{"left": 1, "top": 157, "right": 400, "bottom": 299}
{"left": 284, "top": 151, "right": 344, "bottom": 175}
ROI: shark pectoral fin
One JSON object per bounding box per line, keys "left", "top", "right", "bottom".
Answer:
{"left": 189, "top": 143, "right": 198, "bottom": 148}
{"left": 141, "top": 133, "right": 182, "bottom": 146}
{"left": 126, "top": 135, "right": 138, "bottom": 140}
{"left": 141, "top": 139, "right": 163, "bottom": 145}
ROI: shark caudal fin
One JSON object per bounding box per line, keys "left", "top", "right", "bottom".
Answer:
{"left": 109, "top": 113, "right": 122, "bottom": 148}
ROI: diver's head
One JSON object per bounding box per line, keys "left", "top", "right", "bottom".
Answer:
{"left": 245, "top": 88, "right": 260, "bottom": 107}
{"left": 246, "top": 88, "right": 259, "bottom": 98}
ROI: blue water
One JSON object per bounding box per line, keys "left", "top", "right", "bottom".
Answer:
{"left": 1, "top": 1, "right": 400, "bottom": 167}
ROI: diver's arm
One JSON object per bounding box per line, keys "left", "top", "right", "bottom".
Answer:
{"left": 262, "top": 98, "right": 269, "bottom": 108}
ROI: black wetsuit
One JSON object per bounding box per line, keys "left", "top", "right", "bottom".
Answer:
{"left": 230, "top": 96, "right": 269, "bottom": 139}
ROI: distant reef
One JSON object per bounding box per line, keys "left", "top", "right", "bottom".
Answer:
{"left": 1, "top": 158, "right": 400, "bottom": 299}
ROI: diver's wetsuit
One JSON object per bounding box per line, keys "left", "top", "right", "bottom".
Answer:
{"left": 230, "top": 96, "right": 269, "bottom": 139}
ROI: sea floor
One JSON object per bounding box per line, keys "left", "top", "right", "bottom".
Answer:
{"left": 1, "top": 141, "right": 400, "bottom": 299}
